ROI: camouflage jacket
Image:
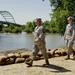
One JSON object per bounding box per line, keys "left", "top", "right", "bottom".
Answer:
{"left": 64, "top": 23, "right": 75, "bottom": 40}
{"left": 34, "top": 25, "right": 46, "bottom": 45}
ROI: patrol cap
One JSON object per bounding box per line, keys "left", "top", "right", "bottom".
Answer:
{"left": 67, "top": 16, "right": 74, "bottom": 20}
{"left": 34, "top": 18, "right": 42, "bottom": 22}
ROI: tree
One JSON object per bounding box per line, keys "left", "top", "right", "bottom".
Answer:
{"left": 49, "top": 0, "right": 75, "bottom": 35}
{"left": 2, "top": 24, "right": 22, "bottom": 33}
{"left": 2, "top": 27, "right": 10, "bottom": 33}
{"left": 43, "top": 21, "right": 50, "bottom": 33}
{"left": 12, "top": 26, "right": 22, "bottom": 33}
{"left": 23, "top": 22, "right": 34, "bottom": 33}
{"left": 49, "top": 20, "right": 58, "bottom": 33}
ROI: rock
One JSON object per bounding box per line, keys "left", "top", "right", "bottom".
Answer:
{"left": 15, "top": 58, "right": 25, "bottom": 63}
{"left": 6, "top": 58, "right": 15, "bottom": 65}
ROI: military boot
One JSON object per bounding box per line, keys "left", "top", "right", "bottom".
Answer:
{"left": 72, "top": 50, "right": 75, "bottom": 57}
{"left": 46, "top": 59, "right": 49, "bottom": 65}
{"left": 43, "top": 59, "right": 49, "bottom": 66}
{"left": 25, "top": 59, "right": 33, "bottom": 66}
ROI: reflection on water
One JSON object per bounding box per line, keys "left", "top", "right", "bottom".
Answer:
{"left": 0, "top": 34, "right": 65, "bottom": 52}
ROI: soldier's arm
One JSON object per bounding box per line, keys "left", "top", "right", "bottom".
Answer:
{"left": 71, "top": 26, "right": 75, "bottom": 41}
{"left": 64, "top": 25, "right": 67, "bottom": 40}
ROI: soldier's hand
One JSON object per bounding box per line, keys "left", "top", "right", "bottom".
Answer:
{"left": 64, "top": 37, "right": 66, "bottom": 40}
{"left": 34, "top": 40, "right": 37, "bottom": 44}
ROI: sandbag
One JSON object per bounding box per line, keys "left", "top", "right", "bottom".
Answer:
{"left": 25, "top": 56, "right": 40, "bottom": 62}
{"left": 21, "top": 52, "right": 30, "bottom": 58}
{"left": 55, "top": 49, "right": 61, "bottom": 56}
{"left": 37, "top": 52, "right": 43, "bottom": 57}
{"left": 60, "top": 48, "right": 67, "bottom": 56}
{"left": 0, "top": 55, "right": 8, "bottom": 62}
{"left": 15, "top": 58, "right": 25, "bottom": 63}
{"left": 47, "top": 51, "right": 52, "bottom": 58}
{"left": 0, "top": 61, "right": 5, "bottom": 65}
{"left": 54, "top": 48, "right": 67, "bottom": 56}
{"left": 40, "top": 56, "right": 44, "bottom": 59}
{"left": 34, "top": 56, "right": 40, "bottom": 61}
{"left": 14, "top": 53, "right": 21, "bottom": 58}
{"left": 8, "top": 53, "right": 16, "bottom": 58}
{"left": 25, "top": 58, "right": 30, "bottom": 62}
{"left": 6, "top": 58, "right": 15, "bottom": 65}
{"left": 50, "top": 49, "right": 58, "bottom": 57}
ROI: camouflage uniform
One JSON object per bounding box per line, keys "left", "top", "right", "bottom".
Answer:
{"left": 25, "top": 18, "right": 49, "bottom": 66}
{"left": 64, "top": 23, "right": 75, "bottom": 58}
{"left": 30, "top": 25, "right": 48, "bottom": 60}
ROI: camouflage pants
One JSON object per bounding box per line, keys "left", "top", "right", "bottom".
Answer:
{"left": 30, "top": 44, "right": 48, "bottom": 60}
{"left": 66, "top": 39, "right": 74, "bottom": 55}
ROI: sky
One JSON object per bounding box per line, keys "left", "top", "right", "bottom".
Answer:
{"left": 0, "top": 0, "right": 52, "bottom": 25}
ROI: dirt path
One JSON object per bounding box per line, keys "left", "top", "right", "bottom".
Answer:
{"left": 0, "top": 56, "right": 75, "bottom": 75}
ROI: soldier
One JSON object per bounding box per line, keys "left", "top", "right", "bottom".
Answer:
{"left": 64, "top": 16, "right": 75, "bottom": 60}
{"left": 25, "top": 18, "right": 49, "bottom": 66}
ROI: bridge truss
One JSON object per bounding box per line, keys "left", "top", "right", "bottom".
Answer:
{"left": 0, "top": 11, "right": 16, "bottom": 23}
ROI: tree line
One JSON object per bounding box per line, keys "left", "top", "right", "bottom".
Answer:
{"left": 0, "top": 21, "right": 58, "bottom": 34}
{"left": 49, "top": 0, "right": 75, "bottom": 35}
{"left": 0, "top": 0, "right": 75, "bottom": 35}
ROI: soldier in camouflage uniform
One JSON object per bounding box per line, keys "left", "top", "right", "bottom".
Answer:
{"left": 25, "top": 18, "right": 49, "bottom": 66}
{"left": 64, "top": 16, "right": 75, "bottom": 60}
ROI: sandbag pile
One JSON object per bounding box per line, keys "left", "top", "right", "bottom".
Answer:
{"left": 0, "top": 52, "right": 29, "bottom": 65}
{"left": 0, "top": 48, "right": 68, "bottom": 65}
{"left": 54, "top": 48, "right": 68, "bottom": 57}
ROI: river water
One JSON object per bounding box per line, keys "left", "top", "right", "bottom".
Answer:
{"left": 0, "top": 33, "right": 66, "bottom": 52}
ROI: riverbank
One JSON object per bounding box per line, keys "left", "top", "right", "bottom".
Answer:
{"left": 0, "top": 48, "right": 75, "bottom": 75}
{"left": 0, "top": 55, "right": 75, "bottom": 75}
{"left": 0, "top": 48, "right": 31, "bottom": 55}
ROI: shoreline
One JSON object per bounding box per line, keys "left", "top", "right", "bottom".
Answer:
{"left": 0, "top": 47, "right": 65, "bottom": 54}
{"left": 0, "top": 56, "right": 75, "bottom": 75}
{"left": 0, "top": 47, "right": 67, "bottom": 55}
{"left": 0, "top": 48, "right": 75, "bottom": 75}
{"left": 0, "top": 48, "right": 31, "bottom": 55}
